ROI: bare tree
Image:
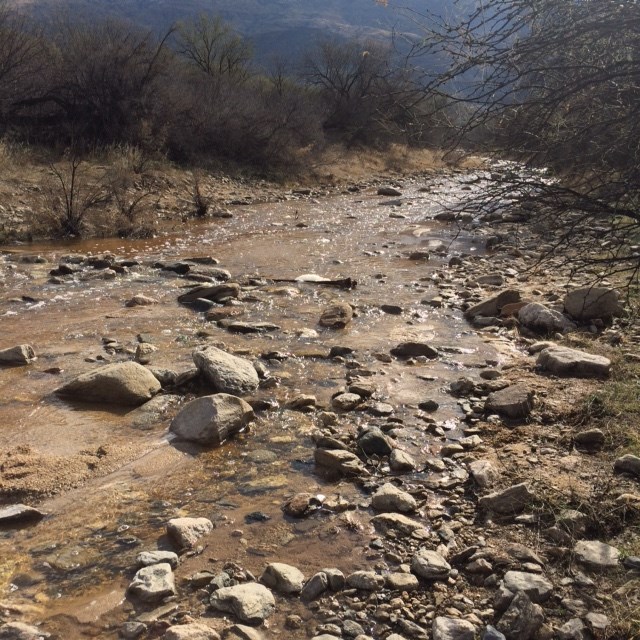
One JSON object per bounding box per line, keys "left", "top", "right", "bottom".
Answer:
{"left": 0, "top": 1, "right": 48, "bottom": 133}
{"left": 11, "top": 18, "right": 176, "bottom": 147}
{"left": 303, "top": 37, "right": 436, "bottom": 145}
{"left": 175, "top": 14, "right": 252, "bottom": 82}
{"left": 414, "top": 0, "right": 640, "bottom": 285}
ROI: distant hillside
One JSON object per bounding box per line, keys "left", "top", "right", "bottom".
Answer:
{"left": 11, "top": 0, "right": 446, "bottom": 60}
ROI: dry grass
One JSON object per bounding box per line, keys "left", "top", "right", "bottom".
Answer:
{"left": 306, "top": 143, "right": 452, "bottom": 183}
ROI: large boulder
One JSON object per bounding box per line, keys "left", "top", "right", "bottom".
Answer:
{"left": 465, "top": 289, "right": 521, "bottom": 319}
{"left": 537, "top": 346, "right": 610, "bottom": 378}
{"left": 170, "top": 394, "right": 254, "bottom": 445}
{"left": 193, "top": 347, "right": 259, "bottom": 396}
{"left": 0, "top": 345, "right": 36, "bottom": 365}
{"left": 127, "top": 563, "right": 176, "bottom": 602}
{"left": 260, "top": 563, "right": 305, "bottom": 594}
{"left": 564, "top": 287, "right": 622, "bottom": 320}
{"left": 319, "top": 302, "right": 353, "bottom": 328}
{"left": 209, "top": 583, "right": 275, "bottom": 625}
{"left": 485, "top": 385, "right": 534, "bottom": 419}
{"left": 518, "top": 303, "right": 574, "bottom": 334}
{"left": 56, "top": 361, "right": 161, "bottom": 406}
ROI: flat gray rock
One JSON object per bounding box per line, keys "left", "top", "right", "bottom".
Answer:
{"left": 56, "top": 361, "right": 161, "bottom": 406}
{"left": 300, "top": 572, "right": 329, "bottom": 601}
{"left": 372, "top": 513, "right": 428, "bottom": 538}
{"left": 314, "top": 448, "right": 366, "bottom": 476}
{"left": 193, "top": 347, "right": 259, "bottom": 396}
{"left": 345, "top": 571, "right": 385, "bottom": 590}
{"left": 385, "top": 572, "right": 419, "bottom": 591}
{"left": 496, "top": 591, "right": 544, "bottom": 640}
{"left": 390, "top": 449, "right": 417, "bottom": 472}
{"left": 209, "top": 583, "right": 275, "bottom": 625}
{"left": 537, "top": 346, "right": 610, "bottom": 378}
{"left": 319, "top": 302, "right": 353, "bottom": 328}
{"left": 178, "top": 283, "right": 240, "bottom": 304}
{"left": 128, "top": 563, "right": 176, "bottom": 603}
{"left": 432, "top": 617, "right": 476, "bottom": 640}
{"left": 390, "top": 341, "right": 438, "bottom": 358}
{"left": 478, "top": 483, "right": 535, "bottom": 515}
{"left": 574, "top": 540, "right": 620, "bottom": 571}
{"left": 170, "top": 394, "right": 254, "bottom": 445}
{"left": 503, "top": 571, "right": 553, "bottom": 603}
{"left": 331, "top": 392, "right": 362, "bottom": 411}
{"left": 468, "top": 459, "right": 498, "bottom": 489}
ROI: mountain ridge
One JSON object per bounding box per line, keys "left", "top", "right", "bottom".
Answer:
{"left": 10, "top": 0, "right": 434, "bottom": 58}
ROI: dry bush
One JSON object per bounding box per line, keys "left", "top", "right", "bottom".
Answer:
{"left": 106, "top": 167, "right": 157, "bottom": 237}
{"left": 34, "top": 155, "right": 109, "bottom": 237}
{"left": 190, "top": 172, "right": 211, "bottom": 218}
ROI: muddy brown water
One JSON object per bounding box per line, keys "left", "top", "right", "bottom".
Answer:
{"left": 0, "top": 172, "right": 511, "bottom": 637}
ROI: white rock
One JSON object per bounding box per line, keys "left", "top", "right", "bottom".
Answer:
{"left": 167, "top": 517, "right": 213, "bottom": 550}
{"left": 128, "top": 563, "right": 176, "bottom": 602}
{"left": 209, "top": 583, "right": 275, "bottom": 624}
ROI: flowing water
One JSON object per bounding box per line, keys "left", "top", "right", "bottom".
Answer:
{"left": 0, "top": 171, "right": 509, "bottom": 636}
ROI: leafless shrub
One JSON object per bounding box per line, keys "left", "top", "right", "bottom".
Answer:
{"left": 106, "top": 167, "right": 157, "bottom": 237}
{"left": 41, "top": 154, "right": 109, "bottom": 237}
{"left": 191, "top": 172, "right": 211, "bottom": 218}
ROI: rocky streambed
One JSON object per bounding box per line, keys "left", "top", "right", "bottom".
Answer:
{"left": 0, "top": 167, "right": 638, "bottom": 640}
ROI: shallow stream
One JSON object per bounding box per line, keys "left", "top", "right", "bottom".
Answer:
{"left": 0, "top": 171, "right": 507, "bottom": 636}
